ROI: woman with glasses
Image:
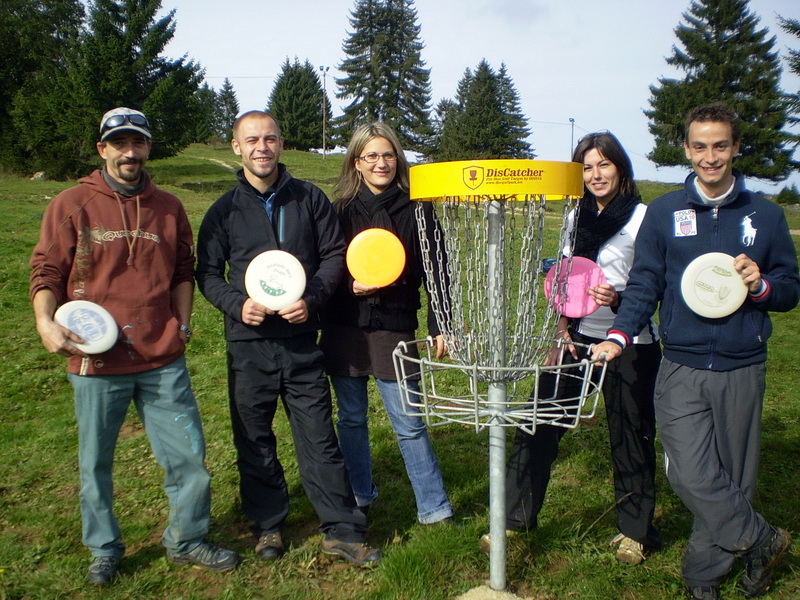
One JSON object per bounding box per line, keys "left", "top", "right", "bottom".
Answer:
{"left": 319, "top": 123, "right": 454, "bottom": 526}
{"left": 502, "top": 132, "right": 662, "bottom": 565}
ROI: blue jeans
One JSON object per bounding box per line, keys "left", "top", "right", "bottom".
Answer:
{"left": 69, "top": 356, "right": 211, "bottom": 558}
{"left": 331, "top": 375, "right": 453, "bottom": 524}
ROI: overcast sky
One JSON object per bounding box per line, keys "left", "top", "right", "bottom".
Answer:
{"left": 160, "top": 0, "right": 799, "bottom": 194}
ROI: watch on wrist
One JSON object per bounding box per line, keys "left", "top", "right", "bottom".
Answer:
{"left": 179, "top": 324, "right": 192, "bottom": 342}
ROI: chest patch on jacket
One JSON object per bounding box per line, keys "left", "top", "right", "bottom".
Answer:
{"left": 741, "top": 213, "right": 757, "bottom": 247}
{"left": 673, "top": 209, "right": 697, "bottom": 237}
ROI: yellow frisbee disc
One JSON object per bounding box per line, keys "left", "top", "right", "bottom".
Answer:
{"left": 346, "top": 228, "right": 406, "bottom": 287}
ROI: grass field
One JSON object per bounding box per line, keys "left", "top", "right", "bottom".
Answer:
{"left": 0, "top": 146, "right": 798, "bottom": 600}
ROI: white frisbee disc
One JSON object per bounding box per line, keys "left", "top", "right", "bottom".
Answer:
{"left": 54, "top": 300, "right": 119, "bottom": 354}
{"left": 244, "top": 250, "right": 306, "bottom": 311}
{"left": 680, "top": 252, "right": 748, "bottom": 318}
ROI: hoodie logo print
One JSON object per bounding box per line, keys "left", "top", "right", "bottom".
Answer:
{"left": 741, "top": 213, "right": 756, "bottom": 247}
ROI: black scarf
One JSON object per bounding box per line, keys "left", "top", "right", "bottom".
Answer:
{"left": 572, "top": 193, "right": 641, "bottom": 261}
{"left": 349, "top": 183, "right": 414, "bottom": 240}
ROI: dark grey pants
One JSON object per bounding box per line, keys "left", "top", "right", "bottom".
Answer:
{"left": 227, "top": 334, "right": 367, "bottom": 542}
{"left": 655, "top": 358, "right": 771, "bottom": 587}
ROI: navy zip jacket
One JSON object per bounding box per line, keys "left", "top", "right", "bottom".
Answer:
{"left": 196, "top": 165, "right": 346, "bottom": 340}
{"left": 609, "top": 171, "right": 799, "bottom": 371}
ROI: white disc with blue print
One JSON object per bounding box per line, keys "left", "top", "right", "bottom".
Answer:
{"left": 54, "top": 300, "right": 119, "bottom": 354}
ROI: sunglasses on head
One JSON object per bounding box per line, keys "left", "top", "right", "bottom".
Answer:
{"left": 101, "top": 113, "right": 150, "bottom": 134}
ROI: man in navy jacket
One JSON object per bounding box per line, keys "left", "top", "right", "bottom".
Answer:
{"left": 196, "top": 111, "right": 379, "bottom": 567}
{"left": 592, "top": 103, "right": 799, "bottom": 600}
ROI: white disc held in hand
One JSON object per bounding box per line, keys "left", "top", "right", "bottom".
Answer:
{"left": 244, "top": 250, "right": 307, "bottom": 311}
{"left": 54, "top": 300, "right": 119, "bottom": 354}
{"left": 680, "top": 252, "right": 748, "bottom": 318}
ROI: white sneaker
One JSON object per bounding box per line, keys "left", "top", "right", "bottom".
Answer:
{"left": 610, "top": 533, "right": 645, "bottom": 565}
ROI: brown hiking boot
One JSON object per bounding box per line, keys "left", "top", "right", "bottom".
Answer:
{"left": 321, "top": 538, "right": 381, "bottom": 566}
{"left": 255, "top": 531, "right": 285, "bottom": 561}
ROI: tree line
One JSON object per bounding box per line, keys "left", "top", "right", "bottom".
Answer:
{"left": 1, "top": 0, "right": 798, "bottom": 183}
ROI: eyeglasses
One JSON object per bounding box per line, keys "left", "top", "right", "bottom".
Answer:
{"left": 357, "top": 151, "right": 398, "bottom": 164}
{"left": 101, "top": 113, "right": 150, "bottom": 134}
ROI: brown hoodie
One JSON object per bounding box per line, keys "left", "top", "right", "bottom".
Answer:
{"left": 30, "top": 170, "right": 195, "bottom": 375}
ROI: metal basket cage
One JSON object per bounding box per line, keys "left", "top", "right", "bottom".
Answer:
{"left": 393, "top": 336, "right": 606, "bottom": 434}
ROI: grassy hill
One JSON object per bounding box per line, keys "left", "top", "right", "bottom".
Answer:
{"left": 0, "top": 145, "right": 797, "bottom": 600}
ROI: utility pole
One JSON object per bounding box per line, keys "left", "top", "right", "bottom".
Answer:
{"left": 319, "top": 66, "right": 330, "bottom": 158}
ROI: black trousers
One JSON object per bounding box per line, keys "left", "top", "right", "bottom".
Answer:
{"left": 227, "top": 334, "right": 367, "bottom": 542}
{"left": 505, "top": 330, "right": 662, "bottom": 548}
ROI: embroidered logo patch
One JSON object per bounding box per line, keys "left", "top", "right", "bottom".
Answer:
{"left": 673, "top": 209, "right": 697, "bottom": 237}
{"left": 741, "top": 212, "right": 757, "bottom": 247}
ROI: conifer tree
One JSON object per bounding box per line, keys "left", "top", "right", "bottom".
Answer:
{"left": 646, "top": 0, "right": 792, "bottom": 181}
{"left": 0, "top": 0, "right": 84, "bottom": 170}
{"left": 217, "top": 78, "right": 240, "bottom": 142}
{"left": 335, "top": 0, "right": 432, "bottom": 151}
{"left": 187, "top": 83, "right": 222, "bottom": 144}
{"left": 497, "top": 63, "right": 534, "bottom": 159}
{"left": 779, "top": 16, "right": 800, "bottom": 135}
{"left": 429, "top": 60, "right": 532, "bottom": 161}
{"left": 268, "top": 59, "right": 331, "bottom": 152}
{"left": 8, "top": 0, "right": 202, "bottom": 178}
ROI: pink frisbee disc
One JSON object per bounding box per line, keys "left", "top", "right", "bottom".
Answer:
{"left": 544, "top": 256, "right": 608, "bottom": 318}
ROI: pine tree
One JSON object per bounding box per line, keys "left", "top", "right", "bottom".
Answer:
{"left": 379, "top": 0, "right": 433, "bottom": 150}
{"left": 497, "top": 63, "right": 534, "bottom": 158}
{"left": 429, "top": 60, "right": 532, "bottom": 161}
{"left": 337, "top": 0, "right": 384, "bottom": 133}
{"left": 8, "top": 0, "right": 203, "bottom": 178}
{"left": 646, "top": 0, "right": 792, "bottom": 181}
{"left": 268, "top": 59, "right": 330, "bottom": 152}
{"left": 0, "top": 0, "right": 84, "bottom": 170}
{"left": 335, "top": 0, "right": 432, "bottom": 151}
{"left": 779, "top": 16, "right": 800, "bottom": 134}
{"left": 217, "top": 78, "right": 239, "bottom": 142}
{"left": 187, "top": 83, "right": 222, "bottom": 144}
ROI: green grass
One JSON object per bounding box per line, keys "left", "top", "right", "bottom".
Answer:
{"left": 0, "top": 146, "right": 798, "bottom": 599}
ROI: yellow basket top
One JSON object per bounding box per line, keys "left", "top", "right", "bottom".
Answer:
{"left": 410, "top": 159, "right": 583, "bottom": 201}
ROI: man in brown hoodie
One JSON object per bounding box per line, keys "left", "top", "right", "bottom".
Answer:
{"left": 30, "top": 107, "right": 238, "bottom": 585}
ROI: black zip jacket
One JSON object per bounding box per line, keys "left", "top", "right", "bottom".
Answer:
{"left": 196, "top": 165, "right": 346, "bottom": 340}
{"left": 325, "top": 196, "right": 442, "bottom": 335}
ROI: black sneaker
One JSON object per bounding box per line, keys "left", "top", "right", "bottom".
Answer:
{"left": 321, "top": 538, "right": 381, "bottom": 566}
{"left": 86, "top": 556, "right": 119, "bottom": 585}
{"left": 167, "top": 540, "right": 240, "bottom": 572}
{"left": 687, "top": 585, "right": 719, "bottom": 600}
{"left": 741, "top": 527, "right": 792, "bottom": 597}
{"left": 255, "top": 531, "right": 285, "bottom": 561}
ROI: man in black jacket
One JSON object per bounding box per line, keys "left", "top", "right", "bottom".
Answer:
{"left": 196, "top": 110, "right": 379, "bottom": 567}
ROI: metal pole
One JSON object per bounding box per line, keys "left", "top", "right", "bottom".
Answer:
{"left": 569, "top": 117, "right": 575, "bottom": 156}
{"left": 319, "top": 66, "right": 329, "bottom": 158}
{"left": 486, "top": 198, "right": 507, "bottom": 591}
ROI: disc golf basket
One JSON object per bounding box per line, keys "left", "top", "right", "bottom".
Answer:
{"left": 392, "top": 159, "right": 608, "bottom": 591}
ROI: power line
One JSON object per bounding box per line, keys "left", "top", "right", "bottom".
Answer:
{"left": 204, "top": 75, "right": 278, "bottom": 80}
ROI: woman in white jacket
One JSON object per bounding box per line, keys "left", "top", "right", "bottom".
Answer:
{"left": 504, "top": 132, "right": 662, "bottom": 565}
